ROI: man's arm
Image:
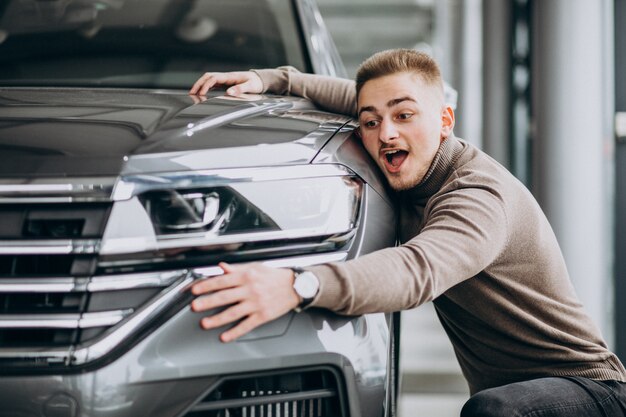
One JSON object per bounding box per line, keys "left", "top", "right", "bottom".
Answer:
{"left": 190, "top": 66, "right": 357, "bottom": 117}
{"left": 306, "top": 188, "right": 508, "bottom": 315}
{"left": 190, "top": 185, "right": 508, "bottom": 341}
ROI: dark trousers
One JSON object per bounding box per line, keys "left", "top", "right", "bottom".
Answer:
{"left": 461, "top": 377, "right": 626, "bottom": 417}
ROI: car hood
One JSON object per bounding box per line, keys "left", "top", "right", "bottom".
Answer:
{"left": 0, "top": 87, "right": 352, "bottom": 177}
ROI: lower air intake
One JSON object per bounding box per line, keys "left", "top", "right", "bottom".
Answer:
{"left": 185, "top": 368, "right": 347, "bottom": 417}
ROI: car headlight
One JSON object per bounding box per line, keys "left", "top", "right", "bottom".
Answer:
{"left": 99, "top": 165, "right": 363, "bottom": 256}
{"left": 140, "top": 188, "right": 277, "bottom": 234}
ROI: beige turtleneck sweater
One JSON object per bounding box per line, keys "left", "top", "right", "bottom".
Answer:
{"left": 253, "top": 67, "right": 626, "bottom": 394}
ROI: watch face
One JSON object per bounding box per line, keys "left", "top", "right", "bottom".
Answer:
{"left": 294, "top": 271, "right": 319, "bottom": 299}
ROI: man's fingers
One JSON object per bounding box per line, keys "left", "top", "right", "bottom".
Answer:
{"left": 191, "top": 272, "right": 241, "bottom": 295}
{"left": 218, "top": 261, "right": 237, "bottom": 274}
{"left": 191, "top": 287, "right": 247, "bottom": 312}
{"left": 189, "top": 72, "right": 249, "bottom": 96}
{"left": 200, "top": 302, "right": 254, "bottom": 333}
{"left": 189, "top": 73, "right": 214, "bottom": 95}
{"left": 218, "top": 261, "right": 255, "bottom": 274}
{"left": 190, "top": 71, "right": 263, "bottom": 97}
{"left": 219, "top": 314, "right": 264, "bottom": 343}
{"left": 197, "top": 75, "right": 221, "bottom": 96}
{"left": 190, "top": 73, "right": 226, "bottom": 95}
{"left": 190, "top": 262, "right": 255, "bottom": 295}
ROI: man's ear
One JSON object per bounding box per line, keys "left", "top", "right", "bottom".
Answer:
{"left": 354, "top": 127, "right": 362, "bottom": 139}
{"left": 440, "top": 105, "right": 455, "bottom": 140}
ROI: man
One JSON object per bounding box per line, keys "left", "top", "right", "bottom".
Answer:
{"left": 188, "top": 49, "right": 626, "bottom": 416}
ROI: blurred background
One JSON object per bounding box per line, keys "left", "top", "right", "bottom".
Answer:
{"left": 316, "top": 0, "right": 626, "bottom": 415}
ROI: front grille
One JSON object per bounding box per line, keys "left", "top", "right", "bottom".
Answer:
{"left": 0, "top": 192, "right": 192, "bottom": 369}
{"left": 185, "top": 368, "right": 346, "bottom": 417}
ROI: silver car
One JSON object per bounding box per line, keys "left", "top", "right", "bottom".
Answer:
{"left": 0, "top": 1, "right": 398, "bottom": 416}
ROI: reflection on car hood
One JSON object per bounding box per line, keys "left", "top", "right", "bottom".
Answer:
{"left": 0, "top": 88, "right": 352, "bottom": 177}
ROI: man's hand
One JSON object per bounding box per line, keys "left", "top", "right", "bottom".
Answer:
{"left": 190, "top": 262, "right": 301, "bottom": 342}
{"left": 189, "top": 71, "right": 263, "bottom": 96}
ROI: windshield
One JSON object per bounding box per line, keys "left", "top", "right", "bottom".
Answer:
{"left": 0, "top": 0, "right": 308, "bottom": 89}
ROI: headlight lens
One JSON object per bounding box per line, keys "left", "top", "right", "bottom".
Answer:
{"left": 140, "top": 188, "right": 278, "bottom": 234}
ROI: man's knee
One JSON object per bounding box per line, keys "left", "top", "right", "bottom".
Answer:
{"left": 461, "top": 389, "right": 519, "bottom": 417}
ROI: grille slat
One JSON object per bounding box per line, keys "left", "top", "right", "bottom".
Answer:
{"left": 0, "top": 278, "right": 79, "bottom": 293}
{"left": 191, "top": 389, "right": 336, "bottom": 411}
{"left": 0, "top": 239, "right": 100, "bottom": 255}
{"left": 0, "top": 309, "right": 133, "bottom": 329}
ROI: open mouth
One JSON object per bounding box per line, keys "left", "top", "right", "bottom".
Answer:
{"left": 384, "top": 149, "right": 408, "bottom": 170}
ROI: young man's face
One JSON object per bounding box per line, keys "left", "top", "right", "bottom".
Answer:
{"left": 357, "top": 71, "right": 455, "bottom": 191}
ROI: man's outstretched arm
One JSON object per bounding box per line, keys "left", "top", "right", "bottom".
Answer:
{"left": 190, "top": 184, "right": 508, "bottom": 342}
{"left": 190, "top": 66, "right": 357, "bottom": 117}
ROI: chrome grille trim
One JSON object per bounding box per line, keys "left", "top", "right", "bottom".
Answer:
{"left": 0, "top": 239, "right": 100, "bottom": 254}
{"left": 0, "top": 271, "right": 184, "bottom": 293}
{"left": 73, "top": 272, "right": 194, "bottom": 364}
{"left": 0, "top": 178, "right": 115, "bottom": 203}
{"left": 0, "top": 197, "right": 90, "bottom": 203}
{"left": 0, "top": 347, "right": 69, "bottom": 360}
{"left": 0, "top": 309, "right": 133, "bottom": 329}
{"left": 0, "top": 278, "right": 81, "bottom": 293}
{"left": 87, "top": 270, "right": 185, "bottom": 291}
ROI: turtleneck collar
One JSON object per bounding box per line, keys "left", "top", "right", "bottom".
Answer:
{"left": 399, "top": 135, "right": 465, "bottom": 201}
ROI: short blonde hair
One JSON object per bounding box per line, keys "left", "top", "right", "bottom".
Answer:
{"left": 355, "top": 49, "right": 444, "bottom": 98}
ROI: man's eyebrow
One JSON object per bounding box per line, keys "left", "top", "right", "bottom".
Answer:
{"left": 358, "top": 105, "right": 377, "bottom": 116}
{"left": 357, "top": 96, "right": 417, "bottom": 117}
{"left": 387, "top": 96, "right": 416, "bottom": 107}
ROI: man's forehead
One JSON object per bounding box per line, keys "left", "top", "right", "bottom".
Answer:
{"left": 357, "top": 73, "right": 441, "bottom": 111}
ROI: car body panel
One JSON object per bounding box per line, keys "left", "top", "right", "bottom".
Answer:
{"left": 0, "top": 88, "right": 351, "bottom": 177}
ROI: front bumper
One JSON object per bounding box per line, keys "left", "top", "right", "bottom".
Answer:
{"left": 0, "top": 301, "right": 390, "bottom": 417}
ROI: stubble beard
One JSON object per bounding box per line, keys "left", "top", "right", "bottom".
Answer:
{"left": 385, "top": 169, "right": 426, "bottom": 192}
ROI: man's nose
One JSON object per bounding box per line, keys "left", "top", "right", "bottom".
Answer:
{"left": 379, "top": 120, "right": 399, "bottom": 143}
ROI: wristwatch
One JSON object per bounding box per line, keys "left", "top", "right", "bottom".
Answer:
{"left": 291, "top": 267, "right": 320, "bottom": 313}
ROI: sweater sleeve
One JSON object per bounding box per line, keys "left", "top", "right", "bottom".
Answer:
{"left": 252, "top": 66, "right": 357, "bottom": 117}
{"left": 307, "top": 186, "right": 509, "bottom": 315}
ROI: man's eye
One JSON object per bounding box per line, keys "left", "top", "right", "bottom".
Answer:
{"left": 363, "top": 120, "right": 379, "bottom": 128}
{"left": 398, "top": 113, "right": 413, "bottom": 120}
